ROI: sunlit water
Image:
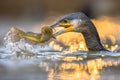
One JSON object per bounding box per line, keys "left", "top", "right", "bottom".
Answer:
{"left": 1, "top": 30, "right": 120, "bottom": 80}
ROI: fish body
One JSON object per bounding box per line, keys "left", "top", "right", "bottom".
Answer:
{"left": 10, "top": 26, "right": 55, "bottom": 44}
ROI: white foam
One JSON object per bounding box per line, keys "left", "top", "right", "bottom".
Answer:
{"left": 3, "top": 30, "right": 55, "bottom": 55}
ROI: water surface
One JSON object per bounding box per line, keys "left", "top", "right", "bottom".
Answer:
{"left": 0, "top": 46, "right": 120, "bottom": 80}
{"left": 1, "top": 30, "right": 120, "bottom": 80}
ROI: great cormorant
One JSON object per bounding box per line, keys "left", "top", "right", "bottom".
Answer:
{"left": 51, "top": 12, "right": 107, "bottom": 51}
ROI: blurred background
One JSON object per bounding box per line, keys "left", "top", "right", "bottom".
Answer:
{"left": 0, "top": 0, "right": 120, "bottom": 50}
{"left": 1, "top": 1, "right": 120, "bottom": 80}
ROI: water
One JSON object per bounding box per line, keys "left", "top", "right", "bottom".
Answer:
{"left": 1, "top": 30, "right": 120, "bottom": 80}
{"left": 1, "top": 45, "right": 120, "bottom": 80}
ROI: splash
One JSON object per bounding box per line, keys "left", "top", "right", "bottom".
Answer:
{"left": 3, "top": 27, "right": 55, "bottom": 56}
{"left": 4, "top": 28, "right": 36, "bottom": 54}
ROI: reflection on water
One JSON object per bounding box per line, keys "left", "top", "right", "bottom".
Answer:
{"left": 46, "top": 57, "right": 120, "bottom": 80}
{"left": 0, "top": 51, "right": 120, "bottom": 80}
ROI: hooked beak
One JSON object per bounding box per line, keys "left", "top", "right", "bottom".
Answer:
{"left": 51, "top": 22, "right": 73, "bottom": 32}
{"left": 50, "top": 21, "right": 73, "bottom": 37}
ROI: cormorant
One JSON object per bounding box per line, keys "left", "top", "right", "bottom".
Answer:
{"left": 51, "top": 12, "right": 107, "bottom": 51}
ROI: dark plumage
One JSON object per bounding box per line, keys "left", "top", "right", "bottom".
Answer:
{"left": 51, "top": 12, "right": 107, "bottom": 51}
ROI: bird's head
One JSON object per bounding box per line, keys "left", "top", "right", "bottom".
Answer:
{"left": 51, "top": 12, "right": 91, "bottom": 34}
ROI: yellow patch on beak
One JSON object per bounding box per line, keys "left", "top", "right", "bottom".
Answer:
{"left": 65, "top": 26, "right": 73, "bottom": 32}
{"left": 58, "top": 19, "right": 73, "bottom": 32}
{"left": 59, "top": 23, "right": 71, "bottom": 28}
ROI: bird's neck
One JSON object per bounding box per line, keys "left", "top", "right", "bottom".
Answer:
{"left": 81, "top": 27, "right": 106, "bottom": 51}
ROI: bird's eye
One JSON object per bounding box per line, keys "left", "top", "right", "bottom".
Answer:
{"left": 64, "top": 19, "right": 68, "bottom": 23}
{"left": 61, "top": 19, "right": 68, "bottom": 23}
